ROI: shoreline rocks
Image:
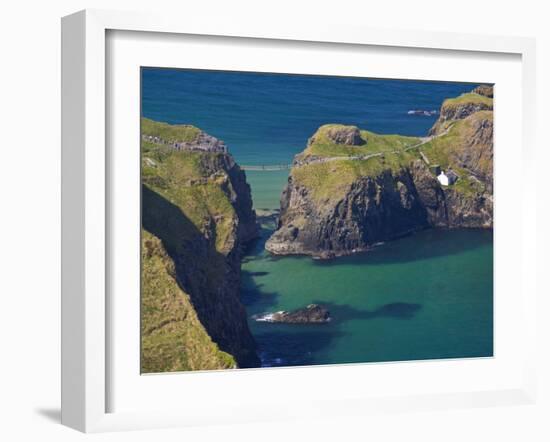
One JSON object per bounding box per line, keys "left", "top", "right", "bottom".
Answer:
{"left": 407, "top": 109, "right": 438, "bottom": 116}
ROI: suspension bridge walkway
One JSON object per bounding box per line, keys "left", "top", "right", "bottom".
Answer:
{"left": 241, "top": 164, "right": 292, "bottom": 171}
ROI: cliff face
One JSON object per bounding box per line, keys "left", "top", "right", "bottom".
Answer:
{"left": 267, "top": 87, "right": 493, "bottom": 259}
{"left": 472, "top": 84, "right": 494, "bottom": 98}
{"left": 267, "top": 168, "right": 430, "bottom": 258}
{"left": 410, "top": 159, "right": 493, "bottom": 229}
{"left": 141, "top": 119, "right": 260, "bottom": 372}
{"left": 429, "top": 91, "right": 493, "bottom": 136}
{"left": 412, "top": 108, "right": 494, "bottom": 228}
{"left": 141, "top": 230, "right": 236, "bottom": 372}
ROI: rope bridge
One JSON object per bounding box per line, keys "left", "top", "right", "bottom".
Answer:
{"left": 241, "top": 164, "right": 292, "bottom": 171}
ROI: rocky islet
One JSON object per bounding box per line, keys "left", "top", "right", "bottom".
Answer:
{"left": 266, "top": 86, "right": 494, "bottom": 259}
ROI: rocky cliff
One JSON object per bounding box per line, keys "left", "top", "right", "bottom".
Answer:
{"left": 266, "top": 86, "right": 493, "bottom": 259}
{"left": 141, "top": 119, "right": 260, "bottom": 372}
{"left": 429, "top": 89, "right": 493, "bottom": 136}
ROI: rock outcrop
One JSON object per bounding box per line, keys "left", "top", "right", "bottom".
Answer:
{"left": 324, "top": 125, "right": 365, "bottom": 146}
{"left": 253, "top": 304, "right": 331, "bottom": 324}
{"left": 141, "top": 119, "right": 260, "bottom": 371}
{"left": 429, "top": 89, "right": 493, "bottom": 136}
{"left": 266, "top": 87, "right": 493, "bottom": 259}
{"left": 472, "top": 84, "right": 494, "bottom": 98}
{"left": 266, "top": 168, "right": 430, "bottom": 258}
{"left": 141, "top": 117, "right": 228, "bottom": 153}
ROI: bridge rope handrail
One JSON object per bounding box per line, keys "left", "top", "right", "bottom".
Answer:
{"left": 241, "top": 164, "right": 292, "bottom": 171}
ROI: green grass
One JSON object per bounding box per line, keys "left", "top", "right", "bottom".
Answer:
{"left": 141, "top": 230, "right": 236, "bottom": 373}
{"left": 291, "top": 124, "right": 421, "bottom": 202}
{"left": 293, "top": 110, "right": 492, "bottom": 202}
{"left": 141, "top": 142, "right": 237, "bottom": 254}
{"left": 303, "top": 124, "right": 420, "bottom": 158}
{"left": 430, "top": 93, "right": 493, "bottom": 136}
{"left": 140, "top": 120, "right": 250, "bottom": 372}
{"left": 442, "top": 93, "right": 493, "bottom": 110}
{"left": 452, "top": 175, "right": 485, "bottom": 197}
{"left": 292, "top": 150, "right": 416, "bottom": 203}
{"left": 420, "top": 111, "right": 492, "bottom": 196}
{"left": 421, "top": 111, "right": 492, "bottom": 168}
{"left": 141, "top": 117, "right": 201, "bottom": 143}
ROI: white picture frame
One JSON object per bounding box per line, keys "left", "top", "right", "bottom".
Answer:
{"left": 61, "top": 9, "right": 538, "bottom": 433}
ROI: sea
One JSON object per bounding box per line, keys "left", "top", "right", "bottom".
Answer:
{"left": 142, "top": 68, "right": 494, "bottom": 368}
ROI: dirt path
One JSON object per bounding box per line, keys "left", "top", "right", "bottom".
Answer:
{"left": 241, "top": 127, "right": 451, "bottom": 171}
{"left": 293, "top": 134, "right": 438, "bottom": 168}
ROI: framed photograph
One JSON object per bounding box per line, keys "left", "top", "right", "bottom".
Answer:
{"left": 61, "top": 9, "right": 538, "bottom": 432}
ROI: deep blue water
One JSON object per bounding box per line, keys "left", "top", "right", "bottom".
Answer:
{"left": 142, "top": 68, "right": 476, "bottom": 166}
{"left": 141, "top": 69, "right": 493, "bottom": 368}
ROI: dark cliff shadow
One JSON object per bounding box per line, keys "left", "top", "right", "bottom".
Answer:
{"left": 312, "top": 228, "right": 493, "bottom": 267}
{"left": 309, "top": 300, "right": 422, "bottom": 324}
{"left": 371, "top": 302, "right": 422, "bottom": 319}
{"left": 142, "top": 184, "right": 260, "bottom": 368}
{"left": 253, "top": 329, "right": 348, "bottom": 368}
{"left": 240, "top": 269, "right": 279, "bottom": 308}
{"left": 142, "top": 184, "right": 203, "bottom": 253}
{"left": 255, "top": 209, "right": 280, "bottom": 226}
{"left": 242, "top": 223, "right": 276, "bottom": 261}
{"left": 246, "top": 271, "right": 270, "bottom": 277}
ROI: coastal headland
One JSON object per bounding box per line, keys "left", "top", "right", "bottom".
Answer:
{"left": 140, "top": 84, "right": 494, "bottom": 370}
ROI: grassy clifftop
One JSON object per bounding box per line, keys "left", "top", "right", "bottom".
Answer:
{"left": 141, "top": 117, "right": 201, "bottom": 143}
{"left": 441, "top": 92, "right": 493, "bottom": 110}
{"left": 293, "top": 124, "right": 421, "bottom": 202}
{"left": 141, "top": 230, "right": 236, "bottom": 372}
{"left": 302, "top": 124, "right": 420, "bottom": 158}
{"left": 289, "top": 87, "right": 493, "bottom": 204}
{"left": 267, "top": 86, "right": 494, "bottom": 258}
{"left": 292, "top": 150, "right": 418, "bottom": 203}
{"left": 141, "top": 118, "right": 259, "bottom": 372}
{"left": 420, "top": 110, "right": 493, "bottom": 196}
{"left": 429, "top": 90, "right": 493, "bottom": 136}
{"left": 141, "top": 119, "right": 237, "bottom": 254}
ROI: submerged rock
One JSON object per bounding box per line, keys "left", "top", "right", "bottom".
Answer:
{"left": 253, "top": 304, "right": 331, "bottom": 324}
{"left": 407, "top": 109, "right": 438, "bottom": 116}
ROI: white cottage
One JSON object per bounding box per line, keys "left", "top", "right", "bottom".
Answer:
{"left": 437, "top": 170, "right": 459, "bottom": 186}
{"left": 437, "top": 171, "right": 450, "bottom": 186}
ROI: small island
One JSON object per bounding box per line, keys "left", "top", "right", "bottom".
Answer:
{"left": 266, "top": 86, "right": 493, "bottom": 259}
{"left": 253, "top": 304, "right": 331, "bottom": 324}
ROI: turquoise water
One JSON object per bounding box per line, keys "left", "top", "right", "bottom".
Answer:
{"left": 142, "top": 69, "right": 493, "bottom": 367}
{"left": 242, "top": 219, "right": 493, "bottom": 367}
{"left": 246, "top": 170, "right": 290, "bottom": 210}
{"left": 243, "top": 160, "right": 493, "bottom": 367}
